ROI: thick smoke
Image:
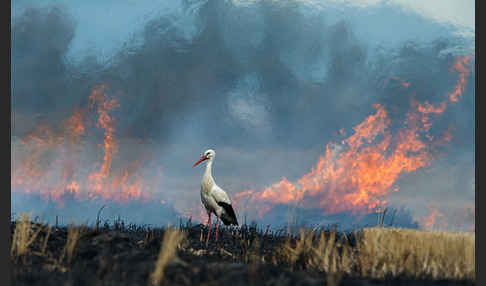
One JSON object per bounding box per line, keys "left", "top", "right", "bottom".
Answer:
{"left": 11, "top": 0, "right": 474, "bottom": 230}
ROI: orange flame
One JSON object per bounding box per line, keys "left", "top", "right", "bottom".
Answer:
{"left": 421, "top": 206, "right": 444, "bottom": 230}
{"left": 417, "top": 204, "right": 474, "bottom": 232}
{"left": 417, "top": 101, "right": 447, "bottom": 115}
{"left": 233, "top": 102, "right": 434, "bottom": 217}
{"left": 63, "top": 108, "right": 86, "bottom": 140}
{"left": 232, "top": 55, "right": 473, "bottom": 219}
{"left": 85, "top": 86, "right": 151, "bottom": 203}
{"left": 88, "top": 84, "right": 120, "bottom": 179}
{"left": 12, "top": 84, "right": 157, "bottom": 207}
{"left": 12, "top": 124, "right": 62, "bottom": 189}
{"left": 13, "top": 54, "right": 473, "bottom": 223}
{"left": 448, "top": 55, "right": 472, "bottom": 102}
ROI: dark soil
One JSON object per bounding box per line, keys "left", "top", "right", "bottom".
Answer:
{"left": 10, "top": 220, "right": 474, "bottom": 286}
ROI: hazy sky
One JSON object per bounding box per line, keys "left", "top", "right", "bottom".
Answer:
{"left": 12, "top": 0, "right": 474, "bottom": 62}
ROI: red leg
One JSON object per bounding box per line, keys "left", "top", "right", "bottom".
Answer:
{"left": 215, "top": 216, "right": 220, "bottom": 241}
{"left": 206, "top": 213, "right": 212, "bottom": 246}
{"left": 206, "top": 212, "right": 211, "bottom": 228}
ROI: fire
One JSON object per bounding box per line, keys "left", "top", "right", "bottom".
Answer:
{"left": 417, "top": 101, "right": 447, "bottom": 115}
{"left": 63, "top": 108, "right": 86, "bottom": 140}
{"left": 418, "top": 205, "right": 475, "bottom": 232}
{"left": 448, "top": 55, "right": 472, "bottom": 102}
{"left": 260, "top": 177, "right": 300, "bottom": 204}
{"left": 234, "top": 103, "right": 433, "bottom": 216}
{"left": 109, "top": 164, "right": 148, "bottom": 203}
{"left": 12, "top": 124, "right": 61, "bottom": 189}
{"left": 88, "top": 84, "right": 120, "bottom": 179}
{"left": 344, "top": 104, "right": 389, "bottom": 151}
{"left": 67, "top": 181, "right": 80, "bottom": 194}
{"left": 232, "top": 55, "right": 472, "bottom": 219}
{"left": 47, "top": 108, "right": 89, "bottom": 205}
{"left": 11, "top": 84, "right": 157, "bottom": 207}
{"left": 85, "top": 86, "right": 150, "bottom": 203}
{"left": 421, "top": 206, "right": 444, "bottom": 230}
{"left": 12, "top": 54, "right": 473, "bottom": 225}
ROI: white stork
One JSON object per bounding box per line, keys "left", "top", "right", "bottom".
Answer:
{"left": 193, "top": 149, "right": 238, "bottom": 245}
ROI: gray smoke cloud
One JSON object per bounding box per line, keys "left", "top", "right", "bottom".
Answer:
{"left": 11, "top": 0, "right": 474, "bottom": 231}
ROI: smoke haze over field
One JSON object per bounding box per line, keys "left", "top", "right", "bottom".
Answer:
{"left": 11, "top": 0, "right": 474, "bottom": 231}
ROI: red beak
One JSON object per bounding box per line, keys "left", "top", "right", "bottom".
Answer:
{"left": 193, "top": 155, "right": 208, "bottom": 167}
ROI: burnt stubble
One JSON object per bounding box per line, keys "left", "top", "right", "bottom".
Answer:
{"left": 10, "top": 217, "right": 474, "bottom": 286}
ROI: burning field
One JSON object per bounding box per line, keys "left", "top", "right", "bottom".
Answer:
{"left": 11, "top": 0, "right": 475, "bottom": 275}
{"left": 12, "top": 84, "right": 156, "bottom": 204}
{"left": 10, "top": 1, "right": 475, "bottom": 284}
{"left": 11, "top": 53, "right": 474, "bottom": 232}
{"left": 232, "top": 55, "right": 474, "bottom": 231}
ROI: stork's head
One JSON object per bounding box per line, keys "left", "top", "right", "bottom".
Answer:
{"left": 193, "top": 149, "right": 215, "bottom": 167}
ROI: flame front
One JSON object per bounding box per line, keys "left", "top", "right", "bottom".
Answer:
{"left": 233, "top": 56, "right": 473, "bottom": 220}
{"left": 236, "top": 104, "right": 431, "bottom": 216}
{"left": 12, "top": 84, "right": 156, "bottom": 206}
{"left": 12, "top": 55, "right": 473, "bottom": 229}
{"left": 88, "top": 85, "right": 120, "bottom": 179}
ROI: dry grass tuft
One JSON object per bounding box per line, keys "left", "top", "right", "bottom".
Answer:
{"left": 149, "top": 228, "right": 186, "bottom": 286}
{"left": 59, "top": 224, "right": 85, "bottom": 264}
{"left": 11, "top": 213, "right": 43, "bottom": 261}
{"left": 357, "top": 227, "right": 475, "bottom": 280}
{"left": 41, "top": 226, "right": 52, "bottom": 255}
{"left": 279, "top": 229, "right": 353, "bottom": 275}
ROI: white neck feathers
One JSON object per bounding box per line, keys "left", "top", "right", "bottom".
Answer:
{"left": 202, "top": 158, "right": 215, "bottom": 190}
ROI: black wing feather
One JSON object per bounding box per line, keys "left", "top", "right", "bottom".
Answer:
{"left": 217, "top": 202, "right": 238, "bottom": 226}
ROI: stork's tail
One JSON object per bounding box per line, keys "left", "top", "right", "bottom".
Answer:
{"left": 217, "top": 202, "right": 238, "bottom": 226}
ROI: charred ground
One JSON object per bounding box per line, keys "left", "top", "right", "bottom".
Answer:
{"left": 10, "top": 216, "right": 474, "bottom": 286}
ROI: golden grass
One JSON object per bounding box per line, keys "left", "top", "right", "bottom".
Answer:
{"left": 40, "top": 226, "right": 52, "bottom": 255}
{"left": 279, "top": 229, "right": 353, "bottom": 274}
{"left": 59, "top": 224, "right": 85, "bottom": 264}
{"left": 10, "top": 214, "right": 81, "bottom": 272}
{"left": 279, "top": 227, "right": 475, "bottom": 281}
{"left": 11, "top": 213, "right": 43, "bottom": 261}
{"left": 357, "top": 227, "right": 475, "bottom": 280}
{"left": 149, "top": 228, "right": 186, "bottom": 286}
